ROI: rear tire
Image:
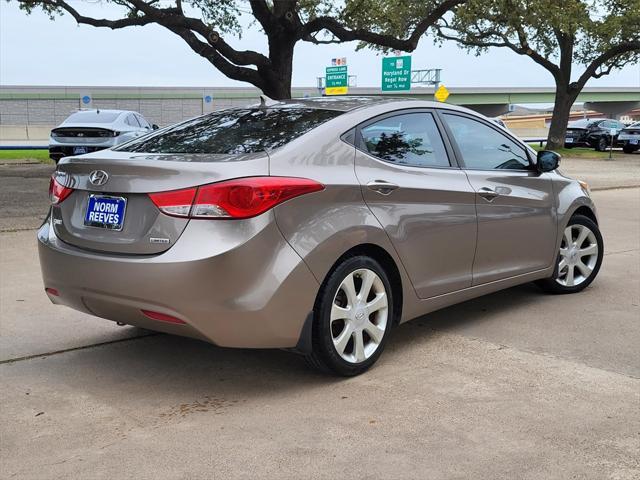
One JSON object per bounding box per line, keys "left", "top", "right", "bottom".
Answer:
{"left": 623, "top": 146, "right": 636, "bottom": 154}
{"left": 306, "top": 255, "right": 394, "bottom": 376}
{"left": 596, "top": 137, "right": 608, "bottom": 152}
{"left": 537, "top": 215, "right": 603, "bottom": 294}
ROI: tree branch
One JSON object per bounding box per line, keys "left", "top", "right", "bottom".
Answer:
{"left": 124, "top": 0, "right": 271, "bottom": 68}
{"left": 164, "top": 25, "right": 265, "bottom": 88}
{"left": 575, "top": 41, "right": 640, "bottom": 89}
{"left": 18, "top": 0, "right": 271, "bottom": 89}
{"left": 248, "top": 0, "right": 274, "bottom": 32}
{"left": 436, "top": 25, "right": 561, "bottom": 78}
{"left": 20, "top": 0, "right": 153, "bottom": 29}
{"left": 302, "top": 0, "right": 465, "bottom": 51}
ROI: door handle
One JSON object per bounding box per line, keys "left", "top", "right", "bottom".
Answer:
{"left": 367, "top": 180, "right": 399, "bottom": 195}
{"left": 478, "top": 186, "right": 499, "bottom": 202}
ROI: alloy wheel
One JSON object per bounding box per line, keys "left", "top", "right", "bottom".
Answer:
{"left": 556, "top": 224, "right": 599, "bottom": 287}
{"left": 330, "top": 268, "right": 388, "bottom": 363}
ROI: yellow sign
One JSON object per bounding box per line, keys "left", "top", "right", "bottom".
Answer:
{"left": 325, "top": 86, "right": 348, "bottom": 96}
{"left": 434, "top": 84, "right": 450, "bottom": 102}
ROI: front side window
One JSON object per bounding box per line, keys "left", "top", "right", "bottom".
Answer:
{"left": 116, "top": 107, "right": 342, "bottom": 154}
{"left": 443, "top": 114, "right": 530, "bottom": 170}
{"left": 360, "top": 113, "right": 449, "bottom": 168}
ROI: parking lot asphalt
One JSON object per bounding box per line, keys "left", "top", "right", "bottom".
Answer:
{"left": 1, "top": 162, "right": 639, "bottom": 479}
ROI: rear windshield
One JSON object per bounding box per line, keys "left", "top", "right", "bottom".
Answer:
{"left": 568, "top": 119, "right": 603, "bottom": 129}
{"left": 66, "top": 111, "right": 121, "bottom": 124}
{"left": 115, "top": 107, "right": 342, "bottom": 154}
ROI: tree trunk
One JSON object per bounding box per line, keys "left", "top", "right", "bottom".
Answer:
{"left": 260, "top": 72, "right": 292, "bottom": 100}
{"left": 260, "top": 37, "right": 295, "bottom": 100}
{"left": 546, "top": 85, "right": 579, "bottom": 150}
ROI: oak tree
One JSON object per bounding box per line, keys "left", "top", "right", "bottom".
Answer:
{"left": 17, "top": 0, "right": 463, "bottom": 100}
{"left": 434, "top": 0, "right": 640, "bottom": 149}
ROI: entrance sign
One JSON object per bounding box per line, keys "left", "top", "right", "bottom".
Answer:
{"left": 434, "top": 84, "right": 450, "bottom": 102}
{"left": 326, "top": 65, "right": 348, "bottom": 95}
{"left": 381, "top": 56, "right": 412, "bottom": 91}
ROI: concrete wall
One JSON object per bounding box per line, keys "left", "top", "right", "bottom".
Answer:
{"left": 2, "top": 85, "right": 638, "bottom": 141}
{"left": 0, "top": 97, "right": 258, "bottom": 133}
{"left": 0, "top": 86, "right": 329, "bottom": 140}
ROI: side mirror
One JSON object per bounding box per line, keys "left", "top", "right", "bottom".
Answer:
{"left": 537, "top": 150, "right": 561, "bottom": 173}
{"left": 152, "top": 124, "right": 159, "bottom": 130}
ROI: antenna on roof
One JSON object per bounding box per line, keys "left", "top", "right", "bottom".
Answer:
{"left": 258, "top": 95, "right": 278, "bottom": 108}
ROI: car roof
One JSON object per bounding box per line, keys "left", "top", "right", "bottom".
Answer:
{"left": 568, "top": 118, "right": 607, "bottom": 127}
{"left": 70, "top": 109, "right": 138, "bottom": 116}
{"left": 265, "top": 96, "right": 466, "bottom": 113}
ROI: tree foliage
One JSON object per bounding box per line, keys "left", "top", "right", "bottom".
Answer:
{"left": 436, "top": 0, "right": 640, "bottom": 86}
{"left": 16, "top": 0, "right": 463, "bottom": 99}
{"left": 432, "top": 0, "right": 640, "bottom": 147}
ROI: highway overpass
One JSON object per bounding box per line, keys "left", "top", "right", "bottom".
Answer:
{"left": 1, "top": 85, "right": 638, "bottom": 140}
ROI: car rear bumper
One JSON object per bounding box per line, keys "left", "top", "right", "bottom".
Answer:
{"left": 37, "top": 213, "right": 319, "bottom": 349}
{"left": 49, "top": 138, "right": 117, "bottom": 161}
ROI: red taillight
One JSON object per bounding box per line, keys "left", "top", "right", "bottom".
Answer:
{"left": 148, "top": 187, "right": 197, "bottom": 217}
{"left": 148, "top": 177, "right": 324, "bottom": 220}
{"left": 141, "top": 310, "right": 186, "bottom": 325}
{"left": 45, "top": 287, "right": 59, "bottom": 296}
{"left": 49, "top": 175, "right": 73, "bottom": 204}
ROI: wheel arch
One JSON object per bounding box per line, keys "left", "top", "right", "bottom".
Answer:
{"left": 572, "top": 205, "right": 598, "bottom": 224}
{"left": 316, "top": 243, "right": 404, "bottom": 325}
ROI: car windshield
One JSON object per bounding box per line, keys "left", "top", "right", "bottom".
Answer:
{"left": 65, "top": 111, "right": 121, "bottom": 124}
{"left": 115, "top": 107, "right": 343, "bottom": 154}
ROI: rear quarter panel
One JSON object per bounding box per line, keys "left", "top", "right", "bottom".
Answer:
{"left": 268, "top": 115, "right": 423, "bottom": 322}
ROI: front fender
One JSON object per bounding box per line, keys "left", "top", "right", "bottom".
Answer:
{"left": 553, "top": 172, "right": 598, "bottom": 249}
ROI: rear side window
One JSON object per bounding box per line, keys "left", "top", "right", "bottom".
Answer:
{"left": 126, "top": 114, "right": 141, "bottom": 127}
{"left": 443, "top": 114, "right": 530, "bottom": 170}
{"left": 360, "top": 113, "right": 450, "bottom": 168}
{"left": 116, "top": 107, "right": 342, "bottom": 154}
{"left": 136, "top": 114, "right": 150, "bottom": 128}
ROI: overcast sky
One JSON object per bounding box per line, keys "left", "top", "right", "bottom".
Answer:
{"left": 1, "top": 2, "right": 639, "bottom": 89}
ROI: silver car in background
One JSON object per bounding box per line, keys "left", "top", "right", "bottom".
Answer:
{"left": 39, "top": 97, "right": 604, "bottom": 376}
{"left": 49, "top": 109, "right": 157, "bottom": 162}
{"left": 618, "top": 121, "right": 640, "bottom": 153}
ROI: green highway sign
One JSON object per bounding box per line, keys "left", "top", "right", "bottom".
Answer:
{"left": 325, "top": 65, "right": 348, "bottom": 95}
{"left": 381, "top": 56, "right": 412, "bottom": 91}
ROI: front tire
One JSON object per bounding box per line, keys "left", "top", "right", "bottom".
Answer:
{"left": 623, "top": 145, "right": 636, "bottom": 154}
{"left": 306, "top": 256, "right": 393, "bottom": 376}
{"left": 537, "top": 215, "right": 603, "bottom": 294}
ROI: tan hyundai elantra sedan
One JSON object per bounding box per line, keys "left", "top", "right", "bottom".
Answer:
{"left": 39, "top": 97, "right": 603, "bottom": 376}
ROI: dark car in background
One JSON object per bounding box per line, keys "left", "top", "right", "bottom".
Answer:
{"left": 618, "top": 121, "right": 640, "bottom": 154}
{"left": 49, "top": 109, "right": 158, "bottom": 163}
{"left": 564, "top": 118, "right": 626, "bottom": 151}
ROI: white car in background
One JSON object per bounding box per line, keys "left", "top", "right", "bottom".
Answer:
{"left": 49, "top": 109, "right": 158, "bottom": 163}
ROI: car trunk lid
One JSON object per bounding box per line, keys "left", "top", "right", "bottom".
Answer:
{"left": 51, "top": 150, "right": 269, "bottom": 254}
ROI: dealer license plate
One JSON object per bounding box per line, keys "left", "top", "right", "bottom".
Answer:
{"left": 84, "top": 195, "right": 127, "bottom": 231}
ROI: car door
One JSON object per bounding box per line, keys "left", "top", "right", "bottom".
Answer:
{"left": 440, "top": 112, "right": 557, "bottom": 285}
{"left": 354, "top": 110, "right": 477, "bottom": 299}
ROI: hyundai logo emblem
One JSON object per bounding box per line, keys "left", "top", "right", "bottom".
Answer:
{"left": 89, "top": 170, "right": 109, "bottom": 186}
